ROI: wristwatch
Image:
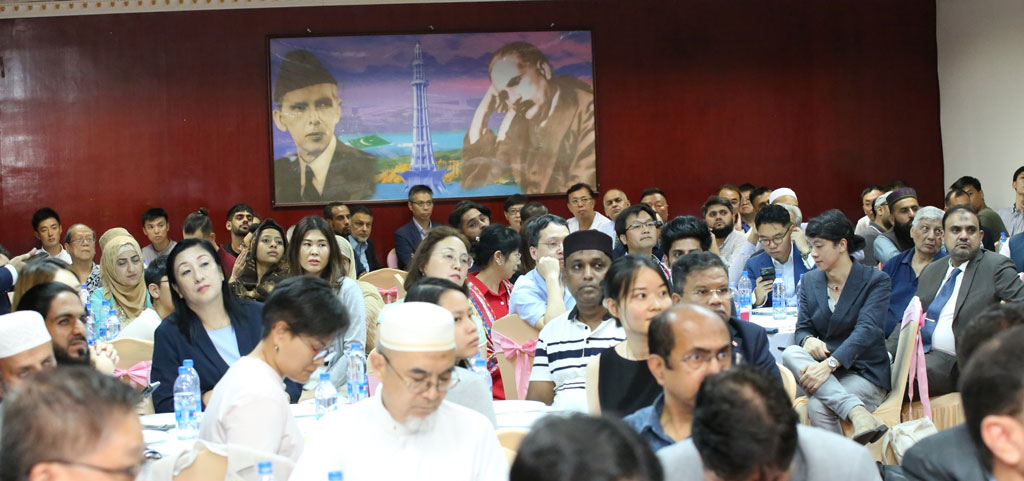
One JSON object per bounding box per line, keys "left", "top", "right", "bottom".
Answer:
{"left": 826, "top": 357, "right": 839, "bottom": 370}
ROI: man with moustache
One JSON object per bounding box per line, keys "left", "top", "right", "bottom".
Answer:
{"left": 874, "top": 188, "right": 920, "bottom": 264}
{"left": 0, "top": 311, "right": 57, "bottom": 432}
{"left": 324, "top": 202, "right": 352, "bottom": 238}
{"left": 860, "top": 191, "right": 892, "bottom": 266}
{"left": 220, "top": 204, "right": 255, "bottom": 277}
{"left": 462, "top": 41, "right": 595, "bottom": 194}
{"left": 881, "top": 206, "right": 947, "bottom": 336}
{"left": 603, "top": 188, "right": 630, "bottom": 221}
{"left": 703, "top": 196, "right": 746, "bottom": 271}
{"left": 526, "top": 230, "right": 624, "bottom": 412}
{"left": 272, "top": 49, "right": 377, "bottom": 203}
{"left": 895, "top": 205, "right": 1024, "bottom": 396}
{"left": 16, "top": 283, "right": 120, "bottom": 375}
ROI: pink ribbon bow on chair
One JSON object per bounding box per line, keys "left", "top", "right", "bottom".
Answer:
{"left": 113, "top": 360, "right": 152, "bottom": 388}
{"left": 377, "top": 287, "right": 399, "bottom": 304}
{"left": 901, "top": 296, "right": 932, "bottom": 420}
{"left": 492, "top": 331, "right": 537, "bottom": 400}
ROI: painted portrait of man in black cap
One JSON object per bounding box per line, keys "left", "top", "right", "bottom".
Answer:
{"left": 271, "top": 49, "right": 378, "bottom": 204}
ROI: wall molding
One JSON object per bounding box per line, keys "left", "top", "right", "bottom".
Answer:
{"left": 0, "top": 0, "right": 504, "bottom": 19}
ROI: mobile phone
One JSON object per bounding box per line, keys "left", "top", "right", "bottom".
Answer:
{"left": 760, "top": 266, "right": 776, "bottom": 280}
{"left": 765, "top": 327, "right": 779, "bottom": 334}
{"left": 140, "top": 381, "right": 161, "bottom": 398}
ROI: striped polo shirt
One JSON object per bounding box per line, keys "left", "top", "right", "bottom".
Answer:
{"left": 529, "top": 307, "right": 626, "bottom": 412}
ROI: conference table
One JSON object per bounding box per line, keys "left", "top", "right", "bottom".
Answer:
{"left": 748, "top": 307, "right": 798, "bottom": 364}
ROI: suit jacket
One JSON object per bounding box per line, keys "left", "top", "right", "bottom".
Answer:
{"left": 728, "top": 316, "right": 782, "bottom": 381}
{"left": 916, "top": 249, "right": 1024, "bottom": 341}
{"left": 394, "top": 220, "right": 436, "bottom": 270}
{"left": 151, "top": 300, "right": 301, "bottom": 413}
{"left": 795, "top": 262, "right": 892, "bottom": 391}
{"left": 0, "top": 266, "right": 13, "bottom": 315}
{"left": 274, "top": 141, "right": 378, "bottom": 204}
{"left": 351, "top": 238, "right": 381, "bottom": 277}
{"left": 743, "top": 243, "right": 813, "bottom": 307}
{"left": 901, "top": 424, "right": 987, "bottom": 481}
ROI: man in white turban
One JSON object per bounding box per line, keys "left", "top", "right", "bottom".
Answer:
{"left": 290, "top": 302, "right": 508, "bottom": 481}
{"left": 0, "top": 311, "right": 57, "bottom": 432}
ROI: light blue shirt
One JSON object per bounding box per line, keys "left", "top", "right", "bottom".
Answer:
{"left": 348, "top": 235, "right": 370, "bottom": 273}
{"left": 873, "top": 235, "right": 901, "bottom": 265}
{"left": 207, "top": 325, "right": 241, "bottom": 365}
{"left": 508, "top": 268, "right": 576, "bottom": 327}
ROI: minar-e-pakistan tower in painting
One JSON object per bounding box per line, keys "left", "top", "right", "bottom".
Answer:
{"left": 400, "top": 42, "right": 449, "bottom": 193}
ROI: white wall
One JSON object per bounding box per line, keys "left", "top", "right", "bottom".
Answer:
{"left": 937, "top": 0, "right": 1024, "bottom": 210}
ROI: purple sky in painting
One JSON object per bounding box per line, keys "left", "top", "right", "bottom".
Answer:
{"left": 269, "top": 31, "right": 593, "bottom": 138}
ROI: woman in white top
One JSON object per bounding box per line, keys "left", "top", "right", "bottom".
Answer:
{"left": 286, "top": 216, "right": 366, "bottom": 390}
{"left": 200, "top": 275, "right": 351, "bottom": 460}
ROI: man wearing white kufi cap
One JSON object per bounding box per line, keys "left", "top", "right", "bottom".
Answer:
{"left": 290, "top": 302, "right": 508, "bottom": 481}
{"left": 769, "top": 187, "right": 799, "bottom": 206}
{"left": 0, "top": 311, "right": 57, "bottom": 432}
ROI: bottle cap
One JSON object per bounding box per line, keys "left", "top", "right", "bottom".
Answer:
{"left": 178, "top": 366, "right": 188, "bottom": 375}
{"left": 328, "top": 471, "right": 343, "bottom": 481}
{"left": 320, "top": 372, "right": 330, "bottom": 381}
{"left": 257, "top": 461, "right": 272, "bottom": 475}
{"left": 183, "top": 359, "right": 194, "bottom": 368}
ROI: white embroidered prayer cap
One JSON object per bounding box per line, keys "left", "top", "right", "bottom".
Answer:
{"left": 0, "top": 311, "right": 52, "bottom": 358}
{"left": 378, "top": 302, "right": 455, "bottom": 352}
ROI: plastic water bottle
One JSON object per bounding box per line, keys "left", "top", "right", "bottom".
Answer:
{"left": 78, "top": 284, "right": 90, "bottom": 309}
{"left": 182, "top": 359, "right": 202, "bottom": 418}
{"left": 472, "top": 355, "right": 492, "bottom": 391}
{"left": 106, "top": 309, "right": 121, "bottom": 340}
{"left": 173, "top": 366, "right": 198, "bottom": 440}
{"left": 85, "top": 301, "right": 97, "bottom": 346}
{"left": 794, "top": 274, "right": 804, "bottom": 313}
{"left": 772, "top": 276, "right": 787, "bottom": 320}
{"left": 346, "top": 342, "right": 368, "bottom": 402}
{"left": 95, "top": 313, "right": 108, "bottom": 343}
{"left": 1000, "top": 232, "right": 1008, "bottom": 252}
{"left": 314, "top": 372, "right": 338, "bottom": 420}
{"left": 257, "top": 461, "right": 276, "bottom": 481}
{"left": 328, "top": 472, "right": 343, "bottom": 481}
{"left": 737, "top": 272, "right": 753, "bottom": 321}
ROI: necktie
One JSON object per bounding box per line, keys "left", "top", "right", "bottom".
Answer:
{"left": 301, "top": 165, "right": 320, "bottom": 202}
{"left": 922, "top": 267, "right": 961, "bottom": 353}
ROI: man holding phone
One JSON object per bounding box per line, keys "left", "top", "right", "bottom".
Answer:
{"left": 742, "top": 204, "right": 813, "bottom": 308}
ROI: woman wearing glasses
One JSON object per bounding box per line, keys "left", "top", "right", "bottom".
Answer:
{"left": 586, "top": 255, "right": 674, "bottom": 417}
{"left": 781, "top": 210, "right": 892, "bottom": 445}
{"left": 286, "top": 216, "right": 366, "bottom": 391}
{"left": 151, "top": 239, "right": 304, "bottom": 413}
{"left": 200, "top": 276, "right": 349, "bottom": 461}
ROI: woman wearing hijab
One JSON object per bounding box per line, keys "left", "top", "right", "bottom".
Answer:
{"left": 89, "top": 228, "right": 151, "bottom": 324}
{"left": 230, "top": 220, "right": 290, "bottom": 302}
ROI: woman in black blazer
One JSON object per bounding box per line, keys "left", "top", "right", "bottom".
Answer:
{"left": 781, "top": 210, "right": 892, "bottom": 445}
{"left": 151, "top": 238, "right": 300, "bottom": 413}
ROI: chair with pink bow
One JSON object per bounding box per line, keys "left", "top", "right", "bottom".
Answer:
{"left": 109, "top": 337, "right": 155, "bottom": 414}
{"left": 358, "top": 268, "right": 407, "bottom": 304}
{"left": 492, "top": 314, "right": 540, "bottom": 400}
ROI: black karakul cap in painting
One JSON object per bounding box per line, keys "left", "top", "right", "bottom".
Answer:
{"left": 273, "top": 49, "right": 338, "bottom": 103}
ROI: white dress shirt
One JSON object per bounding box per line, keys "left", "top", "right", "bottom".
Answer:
{"left": 289, "top": 395, "right": 508, "bottom": 481}
{"left": 567, "top": 212, "right": 616, "bottom": 241}
{"left": 932, "top": 260, "right": 969, "bottom": 356}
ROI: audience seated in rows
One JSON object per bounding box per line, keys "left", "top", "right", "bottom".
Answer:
{"left": 874, "top": 188, "right": 920, "bottom": 265}
{"left": 527, "top": 230, "right": 624, "bottom": 412}
{"left": 566, "top": 183, "right": 616, "bottom": 240}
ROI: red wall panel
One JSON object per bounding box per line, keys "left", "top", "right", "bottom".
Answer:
{"left": 0, "top": 0, "right": 943, "bottom": 261}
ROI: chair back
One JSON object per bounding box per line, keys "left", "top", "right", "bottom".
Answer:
{"left": 778, "top": 362, "right": 797, "bottom": 401}
{"left": 870, "top": 309, "right": 920, "bottom": 426}
{"left": 171, "top": 446, "right": 228, "bottom": 481}
{"left": 491, "top": 314, "right": 540, "bottom": 400}
{"left": 358, "top": 268, "right": 407, "bottom": 303}
{"left": 386, "top": 248, "right": 399, "bottom": 269}
{"left": 108, "top": 338, "right": 154, "bottom": 371}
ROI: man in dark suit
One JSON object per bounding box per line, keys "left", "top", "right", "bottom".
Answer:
{"left": 271, "top": 49, "right": 377, "bottom": 204}
{"left": 394, "top": 185, "right": 438, "bottom": 270}
{"left": 348, "top": 205, "right": 381, "bottom": 277}
{"left": 670, "top": 252, "right": 780, "bottom": 381}
{"left": 901, "top": 303, "right": 1024, "bottom": 481}
{"left": 742, "top": 204, "right": 813, "bottom": 309}
{"left": 907, "top": 205, "right": 1024, "bottom": 396}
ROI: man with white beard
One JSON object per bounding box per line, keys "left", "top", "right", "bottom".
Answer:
{"left": 290, "top": 302, "right": 508, "bottom": 481}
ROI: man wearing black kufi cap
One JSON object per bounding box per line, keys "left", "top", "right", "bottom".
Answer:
{"left": 272, "top": 49, "right": 378, "bottom": 203}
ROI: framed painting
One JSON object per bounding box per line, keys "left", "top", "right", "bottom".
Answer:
{"left": 268, "top": 30, "right": 596, "bottom": 205}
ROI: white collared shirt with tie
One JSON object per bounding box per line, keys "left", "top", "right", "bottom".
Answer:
{"left": 931, "top": 259, "right": 969, "bottom": 356}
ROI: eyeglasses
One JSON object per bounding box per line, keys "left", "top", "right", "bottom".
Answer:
{"left": 45, "top": 459, "right": 148, "bottom": 480}
{"left": 436, "top": 249, "right": 473, "bottom": 269}
{"left": 539, "top": 239, "right": 564, "bottom": 251}
{"left": 678, "top": 349, "right": 732, "bottom": 370}
{"left": 568, "top": 196, "right": 593, "bottom": 206}
{"left": 70, "top": 237, "right": 95, "bottom": 245}
{"left": 627, "top": 221, "right": 663, "bottom": 232}
{"left": 300, "top": 337, "right": 335, "bottom": 362}
{"left": 690, "top": 287, "right": 731, "bottom": 300}
{"left": 757, "top": 234, "right": 788, "bottom": 246}
{"left": 506, "top": 208, "right": 522, "bottom": 217}
{"left": 411, "top": 200, "right": 434, "bottom": 207}
{"left": 381, "top": 353, "right": 460, "bottom": 394}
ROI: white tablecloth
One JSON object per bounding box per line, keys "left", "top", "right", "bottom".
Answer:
{"left": 749, "top": 307, "right": 798, "bottom": 363}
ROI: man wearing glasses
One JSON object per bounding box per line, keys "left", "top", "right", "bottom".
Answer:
{"left": 741, "top": 204, "right": 813, "bottom": 308}
{"left": 63, "top": 224, "right": 102, "bottom": 296}
{"left": 509, "top": 215, "right": 575, "bottom": 329}
{"left": 395, "top": 185, "right": 439, "bottom": 270}
{"left": 622, "top": 303, "right": 733, "bottom": 451}
{"left": 671, "top": 252, "right": 780, "bottom": 381}
{"left": 614, "top": 204, "right": 670, "bottom": 279}
{"left": 881, "top": 206, "right": 947, "bottom": 337}
{"left": 292, "top": 302, "right": 508, "bottom": 481}
{"left": 566, "top": 183, "right": 615, "bottom": 241}
{"left": 1, "top": 365, "right": 147, "bottom": 481}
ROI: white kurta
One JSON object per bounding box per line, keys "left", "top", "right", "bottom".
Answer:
{"left": 199, "top": 357, "right": 304, "bottom": 461}
{"left": 289, "top": 395, "right": 508, "bottom": 481}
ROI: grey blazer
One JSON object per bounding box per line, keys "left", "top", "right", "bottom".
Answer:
{"left": 901, "top": 424, "right": 987, "bottom": 481}
{"left": 795, "top": 261, "right": 892, "bottom": 391}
